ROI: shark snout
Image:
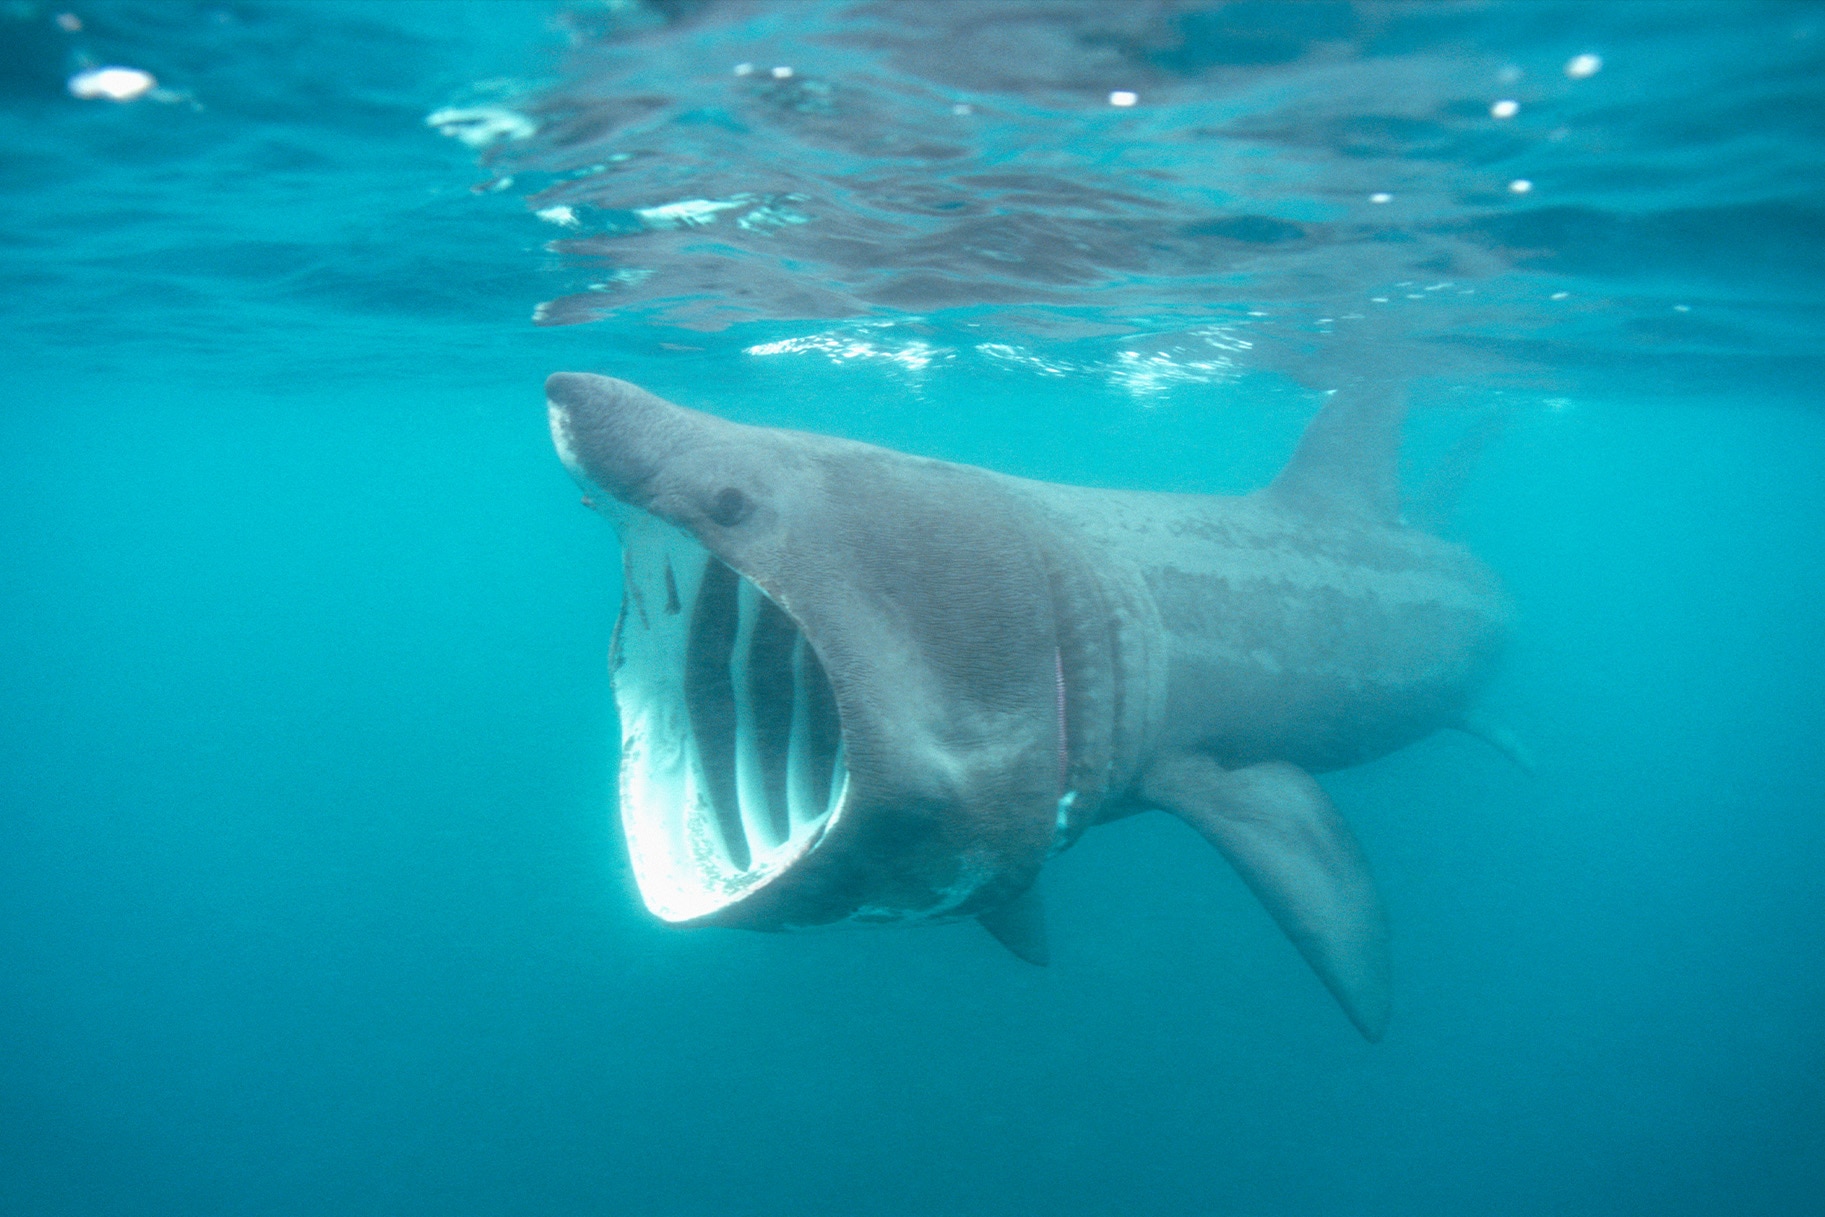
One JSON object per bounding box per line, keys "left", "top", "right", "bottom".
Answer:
{"left": 546, "top": 372, "right": 694, "bottom": 508}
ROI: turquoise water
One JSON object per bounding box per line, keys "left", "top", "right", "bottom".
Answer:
{"left": 3, "top": 2, "right": 1823, "bottom": 1214}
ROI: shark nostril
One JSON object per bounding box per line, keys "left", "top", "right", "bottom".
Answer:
{"left": 708, "top": 487, "right": 751, "bottom": 527}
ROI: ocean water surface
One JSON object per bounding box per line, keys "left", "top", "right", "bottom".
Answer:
{"left": 3, "top": 2, "right": 1822, "bottom": 1215}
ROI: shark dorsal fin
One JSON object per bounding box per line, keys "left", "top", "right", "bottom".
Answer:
{"left": 1267, "top": 380, "right": 1407, "bottom": 525}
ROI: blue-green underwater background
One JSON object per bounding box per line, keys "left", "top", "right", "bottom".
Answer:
{"left": 3, "top": 2, "right": 1823, "bottom": 1214}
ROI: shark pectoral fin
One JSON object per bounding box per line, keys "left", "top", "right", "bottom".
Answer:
{"left": 1143, "top": 755, "right": 1391, "bottom": 1042}
{"left": 1456, "top": 711, "right": 1536, "bottom": 776}
{"left": 977, "top": 884, "right": 1050, "bottom": 966}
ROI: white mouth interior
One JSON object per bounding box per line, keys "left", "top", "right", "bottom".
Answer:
{"left": 611, "top": 517, "right": 848, "bottom": 922}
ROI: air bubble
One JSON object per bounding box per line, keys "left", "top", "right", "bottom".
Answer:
{"left": 1565, "top": 53, "right": 1602, "bottom": 79}
{"left": 68, "top": 66, "right": 156, "bottom": 102}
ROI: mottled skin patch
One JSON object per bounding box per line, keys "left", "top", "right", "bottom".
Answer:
{"left": 1024, "top": 487, "right": 1509, "bottom": 778}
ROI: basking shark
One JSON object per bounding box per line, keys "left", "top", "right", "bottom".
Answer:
{"left": 547, "top": 371, "right": 1511, "bottom": 1040}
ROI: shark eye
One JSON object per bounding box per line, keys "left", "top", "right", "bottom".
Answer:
{"left": 708, "top": 487, "right": 751, "bottom": 527}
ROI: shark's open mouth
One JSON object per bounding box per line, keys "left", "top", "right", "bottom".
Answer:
{"left": 610, "top": 517, "right": 849, "bottom": 922}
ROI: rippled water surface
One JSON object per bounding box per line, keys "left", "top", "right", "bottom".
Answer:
{"left": 3, "top": 3, "right": 1823, "bottom": 1216}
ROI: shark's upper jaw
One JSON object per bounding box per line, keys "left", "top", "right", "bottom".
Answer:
{"left": 609, "top": 510, "right": 849, "bottom": 923}
{"left": 547, "top": 373, "right": 850, "bottom": 923}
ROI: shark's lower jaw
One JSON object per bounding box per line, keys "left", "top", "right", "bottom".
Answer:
{"left": 610, "top": 516, "right": 849, "bottom": 923}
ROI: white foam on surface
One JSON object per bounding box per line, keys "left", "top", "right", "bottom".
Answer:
{"left": 635, "top": 198, "right": 746, "bottom": 228}
{"left": 68, "top": 67, "right": 156, "bottom": 102}
{"left": 745, "top": 330, "right": 946, "bottom": 372}
{"left": 425, "top": 105, "right": 535, "bottom": 148}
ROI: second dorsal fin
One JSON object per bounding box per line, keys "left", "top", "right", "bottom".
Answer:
{"left": 1267, "top": 379, "right": 1407, "bottom": 524}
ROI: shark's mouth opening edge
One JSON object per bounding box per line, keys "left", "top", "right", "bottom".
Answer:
{"left": 611, "top": 515, "right": 849, "bottom": 923}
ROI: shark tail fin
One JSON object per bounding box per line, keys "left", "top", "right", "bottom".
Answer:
{"left": 1268, "top": 378, "right": 1407, "bottom": 525}
{"left": 1143, "top": 754, "right": 1391, "bottom": 1042}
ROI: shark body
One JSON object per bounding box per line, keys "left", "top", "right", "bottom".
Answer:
{"left": 547, "top": 371, "right": 1510, "bottom": 1040}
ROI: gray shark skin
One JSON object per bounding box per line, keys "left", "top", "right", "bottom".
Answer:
{"left": 547, "top": 371, "right": 1511, "bottom": 1041}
